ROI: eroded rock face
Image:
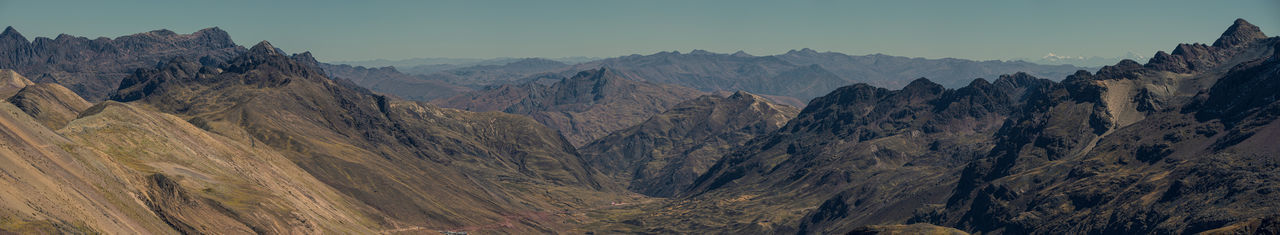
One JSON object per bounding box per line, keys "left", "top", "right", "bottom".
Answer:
{"left": 929, "top": 19, "right": 1280, "bottom": 235}
{"left": 1214, "top": 18, "right": 1268, "bottom": 48}
{"left": 565, "top": 48, "right": 1084, "bottom": 100}
{"left": 600, "top": 73, "right": 1053, "bottom": 234}
{"left": 585, "top": 18, "right": 1280, "bottom": 235}
{"left": 0, "top": 27, "right": 245, "bottom": 101}
{"left": 1146, "top": 19, "right": 1270, "bottom": 74}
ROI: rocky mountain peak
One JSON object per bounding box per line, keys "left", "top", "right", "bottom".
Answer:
{"left": 726, "top": 90, "right": 773, "bottom": 104}
{"left": 1213, "top": 18, "right": 1267, "bottom": 48}
{"left": 248, "top": 40, "right": 281, "bottom": 56}
{"left": 291, "top": 51, "right": 319, "bottom": 66}
{"left": 902, "top": 77, "right": 944, "bottom": 94}
{"left": 217, "top": 41, "right": 323, "bottom": 85}
{"left": 192, "top": 27, "right": 236, "bottom": 48}
{"left": 731, "top": 50, "right": 753, "bottom": 57}
{"left": 963, "top": 78, "right": 993, "bottom": 91}
{"left": 1093, "top": 59, "right": 1146, "bottom": 79}
{"left": 996, "top": 72, "right": 1038, "bottom": 83}
{"left": 1, "top": 26, "right": 27, "bottom": 43}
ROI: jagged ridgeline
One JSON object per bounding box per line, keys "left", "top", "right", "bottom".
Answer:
{"left": 0, "top": 18, "right": 1276, "bottom": 234}
{"left": 582, "top": 19, "right": 1280, "bottom": 234}
{"left": 0, "top": 39, "right": 624, "bottom": 233}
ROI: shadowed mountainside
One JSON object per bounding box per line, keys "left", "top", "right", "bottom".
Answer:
{"left": 931, "top": 18, "right": 1280, "bottom": 234}
{"left": 0, "top": 27, "right": 245, "bottom": 101}
{"left": 579, "top": 91, "right": 800, "bottom": 197}
{"left": 581, "top": 18, "right": 1280, "bottom": 235}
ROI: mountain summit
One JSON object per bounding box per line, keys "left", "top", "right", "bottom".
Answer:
{"left": 0, "top": 26, "right": 26, "bottom": 43}
{"left": 1214, "top": 18, "right": 1267, "bottom": 48}
{"left": 247, "top": 40, "right": 281, "bottom": 56}
{"left": 0, "top": 27, "right": 245, "bottom": 101}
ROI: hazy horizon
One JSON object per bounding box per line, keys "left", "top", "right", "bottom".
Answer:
{"left": 2, "top": 0, "right": 1276, "bottom": 63}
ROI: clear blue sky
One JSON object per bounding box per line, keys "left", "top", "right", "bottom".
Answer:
{"left": 1, "top": 0, "right": 1276, "bottom": 62}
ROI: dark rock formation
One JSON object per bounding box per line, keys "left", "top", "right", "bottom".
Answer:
{"left": 1214, "top": 18, "right": 1268, "bottom": 48}
{"left": 0, "top": 27, "right": 245, "bottom": 101}
{"left": 593, "top": 18, "right": 1280, "bottom": 235}
{"left": 930, "top": 19, "right": 1280, "bottom": 234}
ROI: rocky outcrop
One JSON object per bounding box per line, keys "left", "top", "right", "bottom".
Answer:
{"left": 598, "top": 73, "right": 1052, "bottom": 234}
{"left": 1213, "top": 18, "right": 1268, "bottom": 48}
{"left": 0, "top": 27, "right": 245, "bottom": 101}
{"left": 928, "top": 19, "right": 1280, "bottom": 234}
{"left": 1146, "top": 19, "right": 1270, "bottom": 73}
{"left": 595, "top": 18, "right": 1280, "bottom": 235}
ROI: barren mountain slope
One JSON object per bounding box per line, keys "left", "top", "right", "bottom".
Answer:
{"left": 111, "top": 41, "right": 624, "bottom": 233}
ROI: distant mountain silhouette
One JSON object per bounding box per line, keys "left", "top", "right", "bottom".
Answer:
{"left": 417, "top": 58, "right": 569, "bottom": 87}
{"left": 319, "top": 48, "right": 1087, "bottom": 107}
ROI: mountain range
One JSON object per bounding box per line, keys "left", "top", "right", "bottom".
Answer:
{"left": 0, "top": 27, "right": 243, "bottom": 102}
{"left": 331, "top": 56, "right": 602, "bottom": 72}
{"left": 579, "top": 18, "right": 1280, "bottom": 234}
{"left": 579, "top": 91, "right": 799, "bottom": 197}
{"left": 1015, "top": 52, "right": 1150, "bottom": 67}
{"left": 315, "top": 46, "right": 1088, "bottom": 108}
{"left": 433, "top": 67, "right": 704, "bottom": 146}
{"left": 0, "top": 39, "right": 623, "bottom": 233}
{"left": 0, "top": 18, "right": 1276, "bottom": 234}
